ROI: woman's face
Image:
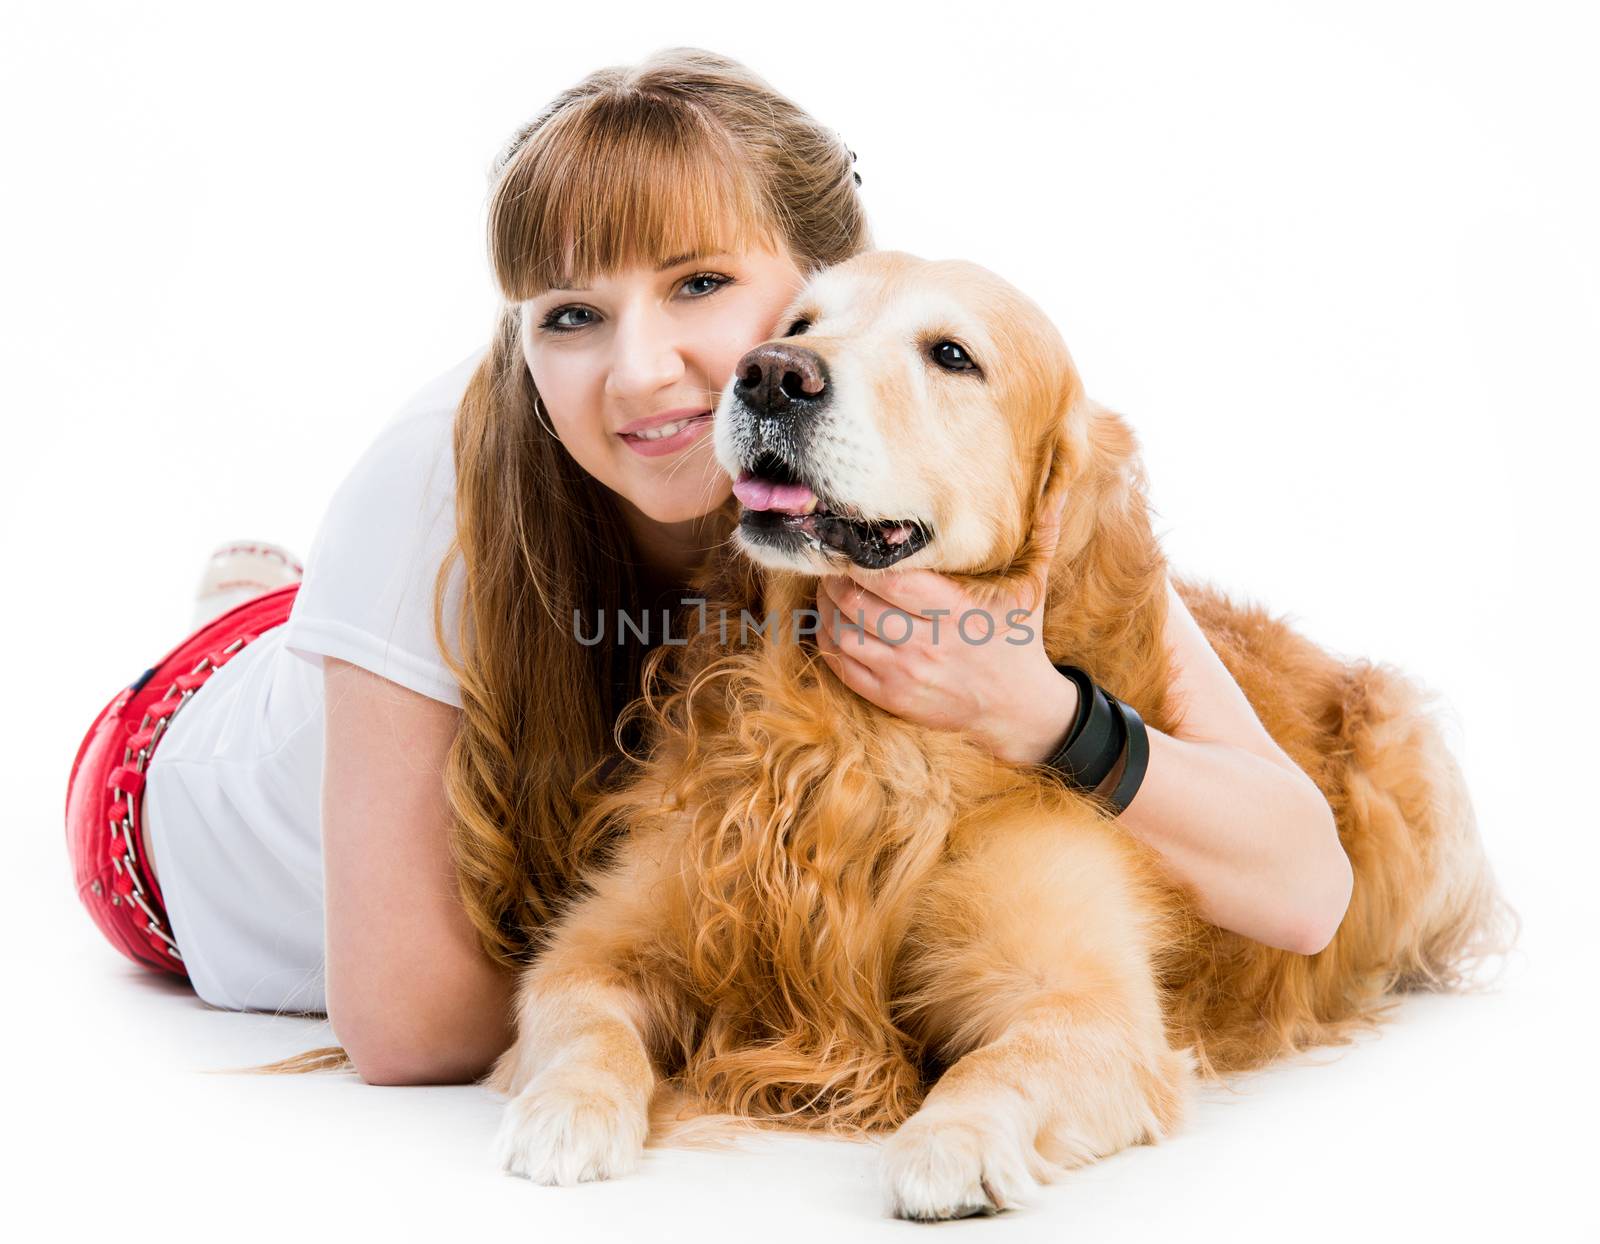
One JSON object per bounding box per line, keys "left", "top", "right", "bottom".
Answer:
{"left": 519, "top": 240, "right": 809, "bottom": 525}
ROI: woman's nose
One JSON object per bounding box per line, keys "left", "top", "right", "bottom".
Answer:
{"left": 605, "top": 309, "right": 687, "bottom": 399}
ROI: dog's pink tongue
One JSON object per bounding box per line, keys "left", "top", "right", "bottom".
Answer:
{"left": 734, "top": 469, "right": 816, "bottom": 514}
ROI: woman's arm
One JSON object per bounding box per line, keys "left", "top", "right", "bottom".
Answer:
{"left": 1076, "top": 579, "right": 1353, "bottom": 955}
{"left": 940, "top": 579, "right": 1351, "bottom": 953}
{"left": 814, "top": 565, "right": 1353, "bottom": 957}
{"left": 322, "top": 657, "right": 516, "bottom": 1085}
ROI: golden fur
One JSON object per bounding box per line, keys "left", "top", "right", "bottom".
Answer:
{"left": 489, "top": 252, "right": 1517, "bottom": 1217}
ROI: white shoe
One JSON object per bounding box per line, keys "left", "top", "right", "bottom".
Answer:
{"left": 190, "top": 540, "right": 304, "bottom": 630}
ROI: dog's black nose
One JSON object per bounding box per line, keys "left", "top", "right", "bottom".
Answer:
{"left": 734, "top": 342, "right": 829, "bottom": 418}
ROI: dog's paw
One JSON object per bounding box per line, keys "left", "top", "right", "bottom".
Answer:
{"left": 493, "top": 1071, "right": 648, "bottom": 1186}
{"left": 878, "top": 1108, "right": 1037, "bottom": 1221}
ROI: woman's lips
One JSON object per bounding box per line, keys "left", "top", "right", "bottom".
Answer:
{"left": 618, "top": 411, "right": 713, "bottom": 457}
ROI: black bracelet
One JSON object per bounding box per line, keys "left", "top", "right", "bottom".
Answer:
{"left": 1099, "top": 694, "right": 1150, "bottom": 815}
{"left": 1048, "top": 663, "right": 1093, "bottom": 756}
{"left": 1042, "top": 667, "right": 1151, "bottom": 816}
{"left": 1043, "top": 664, "right": 1123, "bottom": 791}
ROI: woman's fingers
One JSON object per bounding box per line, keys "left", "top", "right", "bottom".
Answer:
{"left": 814, "top": 597, "right": 885, "bottom": 700}
{"left": 818, "top": 574, "right": 913, "bottom": 650}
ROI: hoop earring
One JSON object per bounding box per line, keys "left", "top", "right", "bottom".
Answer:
{"left": 532, "top": 393, "right": 558, "bottom": 439}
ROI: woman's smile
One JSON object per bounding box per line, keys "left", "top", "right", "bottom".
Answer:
{"left": 618, "top": 408, "right": 715, "bottom": 457}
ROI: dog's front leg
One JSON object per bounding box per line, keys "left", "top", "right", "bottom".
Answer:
{"left": 881, "top": 812, "right": 1195, "bottom": 1220}
{"left": 489, "top": 813, "right": 689, "bottom": 1185}
{"left": 490, "top": 957, "right": 658, "bottom": 1186}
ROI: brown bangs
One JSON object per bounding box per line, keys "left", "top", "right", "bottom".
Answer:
{"left": 489, "top": 94, "right": 784, "bottom": 301}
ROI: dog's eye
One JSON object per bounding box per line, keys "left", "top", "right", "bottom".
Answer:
{"left": 784, "top": 318, "right": 812, "bottom": 338}
{"left": 932, "top": 341, "right": 979, "bottom": 373}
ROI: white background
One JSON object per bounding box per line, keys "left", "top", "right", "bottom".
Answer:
{"left": 3, "top": 1, "right": 1595, "bottom": 1239}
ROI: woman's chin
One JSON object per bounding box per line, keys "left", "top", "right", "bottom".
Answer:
{"left": 616, "top": 481, "right": 736, "bottom": 528}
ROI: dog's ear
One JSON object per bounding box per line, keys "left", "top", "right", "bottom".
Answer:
{"left": 1023, "top": 379, "right": 1094, "bottom": 577}
{"left": 1037, "top": 389, "right": 1152, "bottom": 567}
{"left": 1042, "top": 397, "right": 1171, "bottom": 696}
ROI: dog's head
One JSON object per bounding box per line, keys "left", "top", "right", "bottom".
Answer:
{"left": 713, "top": 250, "right": 1087, "bottom": 577}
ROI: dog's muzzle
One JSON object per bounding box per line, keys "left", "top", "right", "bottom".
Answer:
{"left": 728, "top": 342, "right": 933, "bottom": 570}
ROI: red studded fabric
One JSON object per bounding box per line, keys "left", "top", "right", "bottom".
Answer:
{"left": 63, "top": 584, "right": 300, "bottom": 978}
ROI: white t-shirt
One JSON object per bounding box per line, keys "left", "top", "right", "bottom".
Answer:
{"left": 143, "top": 345, "right": 485, "bottom": 1013}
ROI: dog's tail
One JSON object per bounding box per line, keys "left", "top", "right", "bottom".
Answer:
{"left": 1164, "top": 657, "right": 1521, "bottom": 1078}
{"left": 208, "top": 1045, "right": 352, "bottom": 1075}
{"left": 1353, "top": 663, "right": 1522, "bottom": 995}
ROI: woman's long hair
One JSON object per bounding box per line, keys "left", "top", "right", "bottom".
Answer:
{"left": 435, "top": 48, "right": 873, "bottom": 968}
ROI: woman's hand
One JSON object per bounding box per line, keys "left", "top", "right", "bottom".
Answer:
{"left": 817, "top": 505, "right": 1355, "bottom": 955}
{"left": 814, "top": 491, "right": 1079, "bottom": 765}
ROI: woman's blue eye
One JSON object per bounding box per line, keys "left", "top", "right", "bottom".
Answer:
{"left": 543, "top": 307, "right": 595, "bottom": 331}
{"left": 538, "top": 272, "right": 733, "bottom": 334}
{"left": 684, "top": 272, "right": 731, "bottom": 296}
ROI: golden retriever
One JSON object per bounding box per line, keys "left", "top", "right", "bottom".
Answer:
{"left": 488, "top": 250, "right": 1514, "bottom": 1219}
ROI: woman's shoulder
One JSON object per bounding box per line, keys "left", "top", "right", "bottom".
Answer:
{"left": 279, "top": 343, "right": 488, "bottom": 706}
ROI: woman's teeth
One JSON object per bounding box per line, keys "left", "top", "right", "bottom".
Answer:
{"left": 630, "top": 413, "right": 706, "bottom": 440}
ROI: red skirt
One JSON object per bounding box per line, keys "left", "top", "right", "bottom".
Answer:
{"left": 64, "top": 584, "right": 301, "bottom": 977}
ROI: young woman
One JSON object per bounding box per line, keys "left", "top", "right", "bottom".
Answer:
{"left": 64, "top": 47, "right": 1352, "bottom": 1087}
